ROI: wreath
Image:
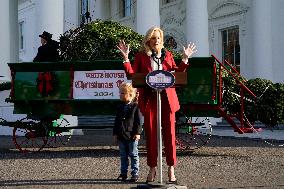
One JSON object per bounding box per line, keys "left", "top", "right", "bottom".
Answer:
{"left": 36, "top": 72, "right": 58, "bottom": 97}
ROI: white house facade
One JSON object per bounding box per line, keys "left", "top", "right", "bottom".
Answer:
{"left": 0, "top": 0, "right": 284, "bottom": 135}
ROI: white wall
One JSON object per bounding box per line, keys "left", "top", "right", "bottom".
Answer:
{"left": 0, "top": 0, "right": 19, "bottom": 79}
{"left": 160, "top": 0, "right": 187, "bottom": 52}
{"left": 0, "top": 90, "right": 26, "bottom": 135}
{"left": 19, "top": 1, "right": 37, "bottom": 62}
{"left": 34, "top": 0, "right": 64, "bottom": 42}
{"left": 271, "top": 0, "right": 284, "bottom": 83}
{"left": 0, "top": 0, "right": 20, "bottom": 136}
{"left": 64, "top": 0, "right": 80, "bottom": 31}
{"left": 19, "top": 0, "right": 65, "bottom": 62}
{"left": 91, "top": 0, "right": 110, "bottom": 20}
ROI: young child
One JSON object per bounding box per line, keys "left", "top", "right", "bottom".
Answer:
{"left": 113, "top": 83, "right": 142, "bottom": 182}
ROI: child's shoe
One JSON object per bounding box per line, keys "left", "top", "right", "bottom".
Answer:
{"left": 129, "top": 175, "right": 139, "bottom": 182}
{"left": 117, "top": 174, "right": 127, "bottom": 182}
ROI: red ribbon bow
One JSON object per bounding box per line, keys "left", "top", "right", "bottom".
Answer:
{"left": 37, "top": 72, "right": 53, "bottom": 96}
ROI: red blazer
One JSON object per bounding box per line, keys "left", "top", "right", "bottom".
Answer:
{"left": 123, "top": 50, "right": 188, "bottom": 115}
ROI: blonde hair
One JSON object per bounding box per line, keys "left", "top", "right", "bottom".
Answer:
{"left": 119, "top": 83, "right": 138, "bottom": 103}
{"left": 140, "top": 26, "right": 164, "bottom": 53}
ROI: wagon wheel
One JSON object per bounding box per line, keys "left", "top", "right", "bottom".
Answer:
{"left": 12, "top": 117, "right": 48, "bottom": 153}
{"left": 45, "top": 116, "right": 72, "bottom": 148}
{"left": 176, "top": 113, "right": 212, "bottom": 151}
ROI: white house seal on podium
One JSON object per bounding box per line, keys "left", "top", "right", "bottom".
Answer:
{"left": 146, "top": 70, "right": 175, "bottom": 90}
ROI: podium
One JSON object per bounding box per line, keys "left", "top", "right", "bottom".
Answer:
{"left": 133, "top": 71, "right": 188, "bottom": 189}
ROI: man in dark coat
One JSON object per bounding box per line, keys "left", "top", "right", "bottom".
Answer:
{"left": 34, "top": 31, "right": 59, "bottom": 96}
{"left": 33, "top": 31, "right": 59, "bottom": 62}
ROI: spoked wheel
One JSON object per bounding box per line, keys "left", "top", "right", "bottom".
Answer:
{"left": 176, "top": 113, "right": 212, "bottom": 151}
{"left": 12, "top": 117, "right": 48, "bottom": 153}
{"left": 46, "top": 116, "right": 72, "bottom": 148}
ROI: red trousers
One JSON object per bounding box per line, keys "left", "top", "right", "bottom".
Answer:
{"left": 143, "top": 91, "right": 177, "bottom": 167}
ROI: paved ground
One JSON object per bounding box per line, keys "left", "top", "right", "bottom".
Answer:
{"left": 212, "top": 126, "right": 284, "bottom": 142}
{"left": 0, "top": 129, "right": 284, "bottom": 189}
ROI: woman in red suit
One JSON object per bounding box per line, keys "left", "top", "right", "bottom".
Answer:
{"left": 117, "top": 26, "right": 197, "bottom": 183}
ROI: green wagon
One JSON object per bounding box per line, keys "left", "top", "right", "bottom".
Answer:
{"left": 2, "top": 55, "right": 257, "bottom": 152}
{"left": 6, "top": 61, "right": 129, "bottom": 152}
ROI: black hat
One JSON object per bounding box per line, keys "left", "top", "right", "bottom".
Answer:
{"left": 39, "top": 31, "right": 52, "bottom": 41}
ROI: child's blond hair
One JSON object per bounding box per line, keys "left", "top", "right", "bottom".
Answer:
{"left": 119, "top": 83, "right": 138, "bottom": 103}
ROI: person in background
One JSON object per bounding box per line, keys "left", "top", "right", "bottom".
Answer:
{"left": 113, "top": 83, "right": 142, "bottom": 183}
{"left": 117, "top": 26, "right": 197, "bottom": 184}
{"left": 34, "top": 31, "right": 60, "bottom": 96}
{"left": 33, "top": 31, "right": 59, "bottom": 62}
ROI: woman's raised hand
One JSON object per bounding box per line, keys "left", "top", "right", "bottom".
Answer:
{"left": 183, "top": 42, "right": 197, "bottom": 60}
{"left": 117, "top": 40, "right": 130, "bottom": 61}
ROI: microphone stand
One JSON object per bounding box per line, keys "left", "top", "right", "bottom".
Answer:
{"left": 156, "top": 88, "right": 162, "bottom": 184}
{"left": 152, "top": 53, "right": 163, "bottom": 184}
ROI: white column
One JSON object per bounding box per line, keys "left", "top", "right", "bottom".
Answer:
{"left": 93, "top": 0, "right": 105, "bottom": 20}
{"left": 186, "top": 0, "right": 209, "bottom": 57}
{"left": 136, "top": 0, "right": 160, "bottom": 35}
{"left": 34, "top": 0, "right": 79, "bottom": 131}
{"left": 251, "top": 0, "right": 273, "bottom": 80}
{"left": 0, "top": 0, "right": 18, "bottom": 80}
{"left": 35, "top": 0, "right": 64, "bottom": 41}
{"left": 64, "top": 0, "right": 80, "bottom": 30}
{"left": 0, "top": 0, "right": 19, "bottom": 135}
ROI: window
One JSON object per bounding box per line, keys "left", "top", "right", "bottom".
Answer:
{"left": 81, "top": 0, "right": 88, "bottom": 14}
{"left": 80, "top": 0, "right": 91, "bottom": 25}
{"left": 19, "top": 21, "right": 24, "bottom": 50}
{"left": 121, "top": 0, "right": 131, "bottom": 17}
{"left": 222, "top": 27, "right": 240, "bottom": 72}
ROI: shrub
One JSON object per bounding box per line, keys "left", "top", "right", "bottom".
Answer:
{"left": 59, "top": 19, "right": 143, "bottom": 61}
{"left": 223, "top": 76, "right": 284, "bottom": 127}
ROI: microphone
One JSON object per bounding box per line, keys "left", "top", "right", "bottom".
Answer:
{"left": 161, "top": 48, "right": 166, "bottom": 59}
{"left": 151, "top": 49, "right": 166, "bottom": 59}
{"left": 151, "top": 49, "right": 157, "bottom": 58}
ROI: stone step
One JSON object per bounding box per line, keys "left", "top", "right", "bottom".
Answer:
{"left": 83, "top": 128, "right": 113, "bottom": 135}
{"left": 78, "top": 115, "right": 115, "bottom": 126}
{"left": 214, "top": 119, "right": 266, "bottom": 128}
{"left": 78, "top": 116, "right": 115, "bottom": 135}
